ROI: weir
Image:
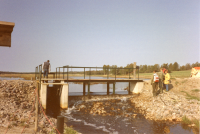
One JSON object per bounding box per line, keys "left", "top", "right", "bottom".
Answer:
{"left": 35, "top": 64, "right": 144, "bottom": 109}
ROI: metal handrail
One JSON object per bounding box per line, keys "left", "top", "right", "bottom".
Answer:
{"left": 35, "top": 65, "right": 140, "bottom": 80}
{"left": 55, "top": 66, "right": 140, "bottom": 81}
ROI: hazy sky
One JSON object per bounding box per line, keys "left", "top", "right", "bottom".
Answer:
{"left": 0, "top": 0, "right": 199, "bottom": 72}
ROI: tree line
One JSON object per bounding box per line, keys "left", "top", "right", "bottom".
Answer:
{"left": 103, "top": 62, "right": 200, "bottom": 74}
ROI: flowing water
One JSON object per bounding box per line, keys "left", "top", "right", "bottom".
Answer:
{"left": 45, "top": 76, "right": 196, "bottom": 134}
{"left": 2, "top": 76, "right": 195, "bottom": 133}
{"left": 60, "top": 98, "right": 195, "bottom": 134}
{"left": 0, "top": 77, "right": 25, "bottom": 80}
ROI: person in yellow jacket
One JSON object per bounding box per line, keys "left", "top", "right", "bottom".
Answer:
{"left": 164, "top": 70, "right": 170, "bottom": 91}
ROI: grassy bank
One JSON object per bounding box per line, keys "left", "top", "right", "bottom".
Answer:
{"left": 182, "top": 116, "right": 199, "bottom": 131}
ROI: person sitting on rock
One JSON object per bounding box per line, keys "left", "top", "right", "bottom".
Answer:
{"left": 151, "top": 70, "right": 159, "bottom": 97}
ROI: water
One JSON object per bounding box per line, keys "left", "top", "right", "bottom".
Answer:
{"left": 61, "top": 98, "right": 195, "bottom": 134}
{"left": 44, "top": 78, "right": 196, "bottom": 134}
{"left": 66, "top": 76, "right": 149, "bottom": 96}
{"left": 0, "top": 77, "right": 25, "bottom": 80}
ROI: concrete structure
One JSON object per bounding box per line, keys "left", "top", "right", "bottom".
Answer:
{"left": 0, "top": 21, "right": 15, "bottom": 47}
{"left": 40, "top": 81, "right": 68, "bottom": 109}
{"left": 130, "top": 82, "right": 144, "bottom": 93}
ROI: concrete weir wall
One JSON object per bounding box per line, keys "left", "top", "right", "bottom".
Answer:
{"left": 40, "top": 81, "right": 68, "bottom": 109}
{"left": 130, "top": 82, "right": 144, "bottom": 93}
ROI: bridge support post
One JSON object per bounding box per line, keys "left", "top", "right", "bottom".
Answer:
{"left": 113, "top": 83, "right": 115, "bottom": 95}
{"left": 88, "top": 82, "right": 90, "bottom": 96}
{"left": 60, "top": 81, "right": 68, "bottom": 109}
{"left": 83, "top": 82, "right": 85, "bottom": 96}
{"left": 40, "top": 81, "right": 68, "bottom": 109}
{"left": 107, "top": 83, "right": 109, "bottom": 95}
{"left": 41, "top": 82, "right": 47, "bottom": 109}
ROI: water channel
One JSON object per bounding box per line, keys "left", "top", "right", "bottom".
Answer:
{"left": 53, "top": 76, "right": 195, "bottom": 134}
{"left": 1, "top": 76, "right": 196, "bottom": 133}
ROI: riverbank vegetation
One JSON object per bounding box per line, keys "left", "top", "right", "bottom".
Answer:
{"left": 182, "top": 116, "right": 199, "bottom": 131}
{"left": 50, "top": 126, "right": 78, "bottom": 134}
{"left": 0, "top": 61, "right": 199, "bottom": 80}
{"left": 0, "top": 70, "right": 193, "bottom": 80}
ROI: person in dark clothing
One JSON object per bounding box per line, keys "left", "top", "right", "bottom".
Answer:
{"left": 158, "top": 68, "right": 164, "bottom": 93}
{"left": 151, "top": 70, "right": 159, "bottom": 97}
{"left": 42, "top": 60, "right": 51, "bottom": 78}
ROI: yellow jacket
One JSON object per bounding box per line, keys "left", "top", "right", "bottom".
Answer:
{"left": 164, "top": 73, "right": 170, "bottom": 84}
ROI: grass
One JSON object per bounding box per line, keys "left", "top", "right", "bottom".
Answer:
{"left": 181, "top": 91, "right": 200, "bottom": 101}
{"left": 182, "top": 116, "right": 199, "bottom": 131}
{"left": 175, "top": 81, "right": 179, "bottom": 85}
{"left": 192, "top": 89, "right": 200, "bottom": 92}
{"left": 170, "top": 70, "right": 191, "bottom": 78}
{"left": 182, "top": 116, "right": 191, "bottom": 125}
{"left": 64, "top": 126, "right": 78, "bottom": 134}
{"left": 49, "top": 126, "right": 78, "bottom": 134}
{"left": 181, "top": 80, "right": 188, "bottom": 83}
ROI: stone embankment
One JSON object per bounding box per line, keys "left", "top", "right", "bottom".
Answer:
{"left": 0, "top": 80, "right": 57, "bottom": 133}
{"left": 130, "top": 78, "right": 200, "bottom": 125}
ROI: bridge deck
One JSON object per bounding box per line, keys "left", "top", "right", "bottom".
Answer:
{"left": 41, "top": 78, "right": 143, "bottom": 83}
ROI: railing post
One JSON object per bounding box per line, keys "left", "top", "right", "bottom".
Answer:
{"left": 129, "top": 69, "right": 130, "bottom": 79}
{"left": 107, "top": 82, "right": 109, "bottom": 95}
{"left": 138, "top": 67, "right": 139, "bottom": 80}
{"left": 133, "top": 62, "right": 136, "bottom": 80}
{"left": 59, "top": 67, "right": 60, "bottom": 78}
{"left": 88, "top": 82, "right": 90, "bottom": 96}
{"left": 89, "top": 68, "right": 91, "bottom": 80}
{"left": 107, "top": 68, "right": 108, "bottom": 79}
{"left": 115, "top": 68, "right": 116, "bottom": 80}
{"left": 67, "top": 66, "right": 68, "bottom": 82}
{"left": 56, "top": 68, "right": 57, "bottom": 79}
{"left": 113, "top": 82, "right": 115, "bottom": 95}
{"left": 84, "top": 68, "right": 85, "bottom": 79}
{"left": 83, "top": 82, "right": 85, "bottom": 96}
{"left": 63, "top": 68, "right": 64, "bottom": 79}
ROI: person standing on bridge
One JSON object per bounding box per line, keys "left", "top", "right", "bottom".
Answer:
{"left": 158, "top": 68, "right": 164, "bottom": 93}
{"left": 151, "top": 70, "right": 159, "bottom": 97}
{"left": 42, "top": 60, "right": 51, "bottom": 78}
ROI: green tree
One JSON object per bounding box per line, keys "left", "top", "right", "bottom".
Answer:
{"left": 153, "top": 64, "right": 160, "bottom": 71}
{"left": 169, "top": 63, "right": 173, "bottom": 71}
{"left": 180, "top": 65, "right": 186, "bottom": 71}
{"left": 173, "top": 62, "right": 179, "bottom": 71}
{"left": 185, "top": 63, "right": 191, "bottom": 70}
{"left": 103, "top": 65, "right": 110, "bottom": 75}
{"left": 161, "top": 63, "right": 169, "bottom": 70}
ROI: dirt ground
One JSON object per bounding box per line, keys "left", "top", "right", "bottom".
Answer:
{"left": 0, "top": 124, "right": 36, "bottom": 134}
{"left": 144, "top": 77, "right": 200, "bottom": 99}
{"left": 166, "top": 77, "right": 200, "bottom": 99}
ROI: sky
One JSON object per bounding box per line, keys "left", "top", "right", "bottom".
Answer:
{"left": 0, "top": 0, "right": 199, "bottom": 72}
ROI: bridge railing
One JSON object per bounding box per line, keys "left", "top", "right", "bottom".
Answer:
{"left": 54, "top": 66, "right": 140, "bottom": 80}
{"left": 35, "top": 65, "right": 140, "bottom": 80}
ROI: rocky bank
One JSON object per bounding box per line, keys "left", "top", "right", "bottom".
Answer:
{"left": 130, "top": 78, "right": 200, "bottom": 129}
{"left": 0, "top": 80, "right": 57, "bottom": 134}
